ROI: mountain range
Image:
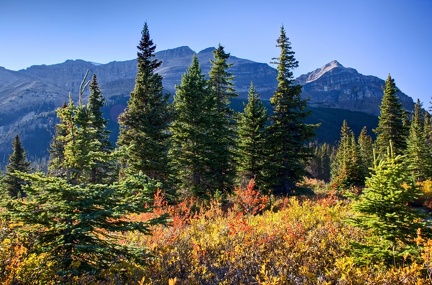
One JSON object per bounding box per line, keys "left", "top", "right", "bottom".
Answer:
{"left": 0, "top": 46, "right": 414, "bottom": 166}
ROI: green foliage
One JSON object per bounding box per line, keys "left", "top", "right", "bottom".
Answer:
{"left": 374, "top": 74, "right": 407, "bottom": 156}
{"left": 358, "top": 126, "right": 373, "bottom": 179}
{"left": 169, "top": 55, "right": 214, "bottom": 198}
{"left": 2, "top": 171, "right": 167, "bottom": 278}
{"left": 423, "top": 111, "right": 432, "bottom": 179}
{"left": 47, "top": 72, "right": 92, "bottom": 180}
{"left": 87, "top": 74, "right": 115, "bottom": 184}
{"left": 264, "top": 26, "right": 316, "bottom": 195}
{"left": 351, "top": 145, "right": 431, "bottom": 265}
{"left": 47, "top": 102, "right": 68, "bottom": 178}
{"left": 235, "top": 82, "right": 268, "bottom": 188}
{"left": 206, "top": 45, "right": 237, "bottom": 193}
{"left": 3, "top": 135, "right": 31, "bottom": 198}
{"left": 117, "top": 22, "right": 171, "bottom": 183}
{"left": 406, "top": 99, "right": 429, "bottom": 182}
{"left": 331, "top": 120, "right": 364, "bottom": 189}
{"left": 50, "top": 97, "right": 112, "bottom": 185}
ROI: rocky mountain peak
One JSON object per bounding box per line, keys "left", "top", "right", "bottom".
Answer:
{"left": 297, "top": 60, "right": 346, "bottom": 84}
{"left": 156, "top": 46, "right": 194, "bottom": 58}
{"left": 323, "top": 60, "right": 343, "bottom": 70}
{"left": 198, "top": 47, "right": 216, "bottom": 54}
{"left": 297, "top": 61, "right": 413, "bottom": 115}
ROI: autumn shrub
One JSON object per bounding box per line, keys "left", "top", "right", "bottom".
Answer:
{"left": 0, "top": 218, "right": 25, "bottom": 284}
{"left": 3, "top": 188, "right": 432, "bottom": 284}
{"left": 230, "top": 178, "right": 270, "bottom": 215}
{"left": 131, "top": 187, "right": 431, "bottom": 284}
{"left": 135, "top": 197, "right": 363, "bottom": 284}
{"left": 419, "top": 179, "right": 432, "bottom": 209}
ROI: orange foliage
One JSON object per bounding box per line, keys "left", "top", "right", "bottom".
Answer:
{"left": 232, "top": 178, "right": 269, "bottom": 215}
{"left": 3, "top": 183, "right": 432, "bottom": 284}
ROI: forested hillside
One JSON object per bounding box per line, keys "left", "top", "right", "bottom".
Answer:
{"left": 1, "top": 23, "right": 432, "bottom": 284}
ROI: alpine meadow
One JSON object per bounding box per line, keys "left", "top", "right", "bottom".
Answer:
{"left": 3, "top": 23, "right": 432, "bottom": 284}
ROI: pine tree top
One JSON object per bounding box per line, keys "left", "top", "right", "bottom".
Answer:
{"left": 374, "top": 74, "right": 407, "bottom": 155}
{"left": 137, "top": 22, "right": 162, "bottom": 71}
{"left": 6, "top": 135, "right": 30, "bottom": 173}
{"left": 271, "top": 25, "right": 299, "bottom": 88}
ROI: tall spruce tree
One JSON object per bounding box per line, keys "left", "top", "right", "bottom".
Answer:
{"left": 406, "top": 99, "right": 428, "bottom": 181}
{"left": 374, "top": 74, "right": 407, "bottom": 156}
{"left": 207, "top": 44, "right": 237, "bottom": 193}
{"left": 264, "top": 26, "right": 316, "bottom": 195}
{"left": 3, "top": 135, "right": 30, "bottom": 198}
{"left": 87, "top": 74, "right": 115, "bottom": 184}
{"left": 169, "top": 55, "right": 214, "bottom": 197}
{"left": 117, "top": 22, "right": 171, "bottom": 183}
{"left": 236, "top": 82, "right": 268, "bottom": 188}
{"left": 88, "top": 74, "right": 111, "bottom": 153}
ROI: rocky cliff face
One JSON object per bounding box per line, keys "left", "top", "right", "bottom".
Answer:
{"left": 297, "top": 60, "right": 413, "bottom": 115}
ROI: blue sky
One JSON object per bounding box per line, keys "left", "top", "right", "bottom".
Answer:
{"left": 1, "top": 0, "right": 431, "bottom": 107}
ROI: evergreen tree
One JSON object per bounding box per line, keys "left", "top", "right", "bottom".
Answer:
{"left": 374, "top": 74, "right": 407, "bottom": 156}
{"left": 87, "top": 74, "right": 115, "bottom": 184}
{"left": 47, "top": 102, "right": 68, "bottom": 178}
{"left": 169, "top": 55, "right": 213, "bottom": 197}
{"left": 236, "top": 82, "right": 268, "bottom": 188}
{"left": 209, "top": 44, "right": 237, "bottom": 111}
{"left": 48, "top": 72, "right": 112, "bottom": 185}
{"left": 424, "top": 111, "right": 432, "bottom": 144}
{"left": 331, "top": 120, "right": 363, "bottom": 188}
{"left": 56, "top": 98, "right": 100, "bottom": 185}
{"left": 3, "top": 170, "right": 167, "bottom": 278}
{"left": 88, "top": 74, "right": 111, "bottom": 152}
{"left": 207, "top": 44, "right": 238, "bottom": 193}
{"left": 3, "top": 135, "right": 30, "bottom": 198}
{"left": 423, "top": 111, "right": 432, "bottom": 179}
{"left": 264, "top": 26, "right": 316, "bottom": 195}
{"left": 48, "top": 72, "right": 91, "bottom": 179}
{"left": 351, "top": 145, "right": 431, "bottom": 265}
{"left": 358, "top": 126, "right": 373, "bottom": 179}
{"left": 406, "top": 99, "right": 428, "bottom": 181}
{"left": 117, "top": 22, "right": 171, "bottom": 183}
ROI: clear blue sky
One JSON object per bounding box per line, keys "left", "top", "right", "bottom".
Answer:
{"left": 1, "top": 0, "right": 431, "bottom": 107}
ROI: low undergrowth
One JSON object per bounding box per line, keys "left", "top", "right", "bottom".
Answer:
{"left": 2, "top": 179, "right": 432, "bottom": 284}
